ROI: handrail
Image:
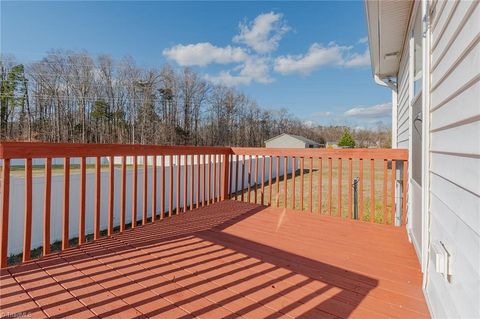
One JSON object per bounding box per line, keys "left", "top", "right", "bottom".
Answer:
{"left": 228, "top": 147, "right": 408, "bottom": 228}
{"left": 0, "top": 141, "right": 231, "bottom": 158}
{"left": 0, "top": 142, "right": 408, "bottom": 269}
{"left": 230, "top": 147, "right": 408, "bottom": 160}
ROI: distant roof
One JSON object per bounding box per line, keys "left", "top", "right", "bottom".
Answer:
{"left": 265, "top": 133, "right": 320, "bottom": 145}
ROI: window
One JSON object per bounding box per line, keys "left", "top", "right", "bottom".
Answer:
{"left": 412, "top": 11, "right": 423, "bottom": 97}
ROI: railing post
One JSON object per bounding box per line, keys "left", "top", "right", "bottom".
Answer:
{"left": 395, "top": 160, "right": 404, "bottom": 226}
{"left": 1, "top": 159, "right": 10, "bottom": 268}
{"left": 222, "top": 153, "right": 230, "bottom": 200}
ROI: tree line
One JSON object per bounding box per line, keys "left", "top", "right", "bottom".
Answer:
{"left": 1, "top": 51, "right": 390, "bottom": 148}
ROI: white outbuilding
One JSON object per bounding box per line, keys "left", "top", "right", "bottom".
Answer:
{"left": 265, "top": 133, "right": 321, "bottom": 148}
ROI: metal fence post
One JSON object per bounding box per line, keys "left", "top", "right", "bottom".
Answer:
{"left": 352, "top": 177, "right": 359, "bottom": 220}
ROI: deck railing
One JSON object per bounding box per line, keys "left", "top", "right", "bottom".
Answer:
{"left": 228, "top": 148, "right": 408, "bottom": 224}
{"left": 0, "top": 142, "right": 408, "bottom": 268}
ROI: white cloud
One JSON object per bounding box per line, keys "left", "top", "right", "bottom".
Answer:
{"left": 343, "top": 102, "right": 391, "bottom": 119}
{"left": 233, "top": 12, "right": 290, "bottom": 53}
{"left": 358, "top": 36, "right": 369, "bottom": 44}
{"left": 163, "top": 13, "right": 371, "bottom": 86}
{"left": 274, "top": 43, "right": 348, "bottom": 75}
{"left": 342, "top": 49, "right": 370, "bottom": 67}
{"left": 274, "top": 42, "right": 371, "bottom": 75}
{"left": 163, "top": 42, "right": 248, "bottom": 66}
{"left": 205, "top": 57, "right": 273, "bottom": 86}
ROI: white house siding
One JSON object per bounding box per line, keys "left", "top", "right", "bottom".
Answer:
{"left": 426, "top": 1, "right": 480, "bottom": 318}
{"left": 396, "top": 40, "right": 411, "bottom": 149}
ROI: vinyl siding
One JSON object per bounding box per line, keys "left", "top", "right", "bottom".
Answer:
{"left": 426, "top": 1, "right": 480, "bottom": 318}
{"left": 396, "top": 40, "right": 411, "bottom": 148}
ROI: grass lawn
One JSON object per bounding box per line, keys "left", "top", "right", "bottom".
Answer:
{"left": 234, "top": 158, "right": 397, "bottom": 225}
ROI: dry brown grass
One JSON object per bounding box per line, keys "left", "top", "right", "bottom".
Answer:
{"left": 235, "top": 158, "right": 397, "bottom": 225}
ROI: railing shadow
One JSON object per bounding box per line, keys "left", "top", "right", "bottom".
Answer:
{"left": 1, "top": 200, "right": 378, "bottom": 318}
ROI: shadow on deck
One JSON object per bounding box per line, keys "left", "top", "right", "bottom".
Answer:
{"left": 0, "top": 200, "right": 429, "bottom": 318}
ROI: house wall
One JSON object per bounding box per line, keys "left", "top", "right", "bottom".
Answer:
{"left": 396, "top": 37, "right": 411, "bottom": 149}
{"left": 265, "top": 135, "right": 306, "bottom": 148}
{"left": 425, "top": 1, "right": 480, "bottom": 318}
{"left": 395, "top": 5, "right": 424, "bottom": 263}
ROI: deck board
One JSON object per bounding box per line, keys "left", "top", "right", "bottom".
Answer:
{"left": 0, "top": 200, "right": 430, "bottom": 318}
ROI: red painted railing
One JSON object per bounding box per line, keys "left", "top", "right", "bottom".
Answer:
{"left": 0, "top": 142, "right": 408, "bottom": 268}
{"left": 229, "top": 148, "right": 408, "bottom": 224}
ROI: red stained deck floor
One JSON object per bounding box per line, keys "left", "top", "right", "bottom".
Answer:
{"left": 0, "top": 200, "right": 429, "bottom": 318}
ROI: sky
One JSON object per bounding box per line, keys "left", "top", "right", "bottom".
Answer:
{"left": 1, "top": 1, "right": 392, "bottom": 128}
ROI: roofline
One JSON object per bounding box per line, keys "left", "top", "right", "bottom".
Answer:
{"left": 364, "top": 0, "right": 413, "bottom": 83}
{"left": 264, "top": 133, "right": 320, "bottom": 145}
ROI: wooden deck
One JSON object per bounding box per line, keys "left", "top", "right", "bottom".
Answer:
{"left": 0, "top": 200, "right": 429, "bottom": 318}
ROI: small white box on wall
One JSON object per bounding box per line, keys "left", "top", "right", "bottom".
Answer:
{"left": 430, "top": 241, "right": 452, "bottom": 282}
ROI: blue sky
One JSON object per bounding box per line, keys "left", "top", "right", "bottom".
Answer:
{"left": 1, "top": 1, "right": 392, "bottom": 128}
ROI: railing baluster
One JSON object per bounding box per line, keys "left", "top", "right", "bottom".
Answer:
{"left": 62, "top": 157, "right": 70, "bottom": 250}
{"left": 402, "top": 160, "right": 408, "bottom": 225}
{"left": 359, "top": 158, "right": 364, "bottom": 220}
{"left": 23, "top": 158, "right": 32, "bottom": 262}
{"left": 218, "top": 155, "right": 223, "bottom": 201}
{"left": 337, "top": 158, "right": 342, "bottom": 217}
{"left": 318, "top": 157, "right": 322, "bottom": 214}
{"left": 120, "top": 156, "right": 126, "bottom": 231}
{"left": 43, "top": 158, "right": 52, "bottom": 255}
{"left": 207, "top": 154, "right": 211, "bottom": 205}
{"left": 190, "top": 155, "right": 194, "bottom": 210}
{"left": 79, "top": 157, "right": 86, "bottom": 244}
{"left": 202, "top": 154, "right": 206, "bottom": 207}
{"left": 152, "top": 155, "right": 157, "bottom": 221}
{"left": 143, "top": 155, "right": 148, "bottom": 225}
{"left": 328, "top": 157, "right": 332, "bottom": 215}
{"left": 309, "top": 157, "right": 313, "bottom": 213}
{"left": 0, "top": 159, "right": 10, "bottom": 268}
{"left": 235, "top": 154, "right": 239, "bottom": 201}
{"left": 94, "top": 156, "right": 101, "bottom": 238}
{"left": 169, "top": 154, "right": 173, "bottom": 217}
{"left": 231, "top": 154, "right": 233, "bottom": 199}
{"left": 132, "top": 156, "right": 138, "bottom": 227}
{"left": 275, "top": 156, "right": 280, "bottom": 207}
{"left": 108, "top": 156, "right": 114, "bottom": 235}
{"left": 254, "top": 155, "right": 259, "bottom": 204}
{"left": 348, "top": 158, "right": 352, "bottom": 219}
{"left": 222, "top": 154, "right": 229, "bottom": 201}
{"left": 261, "top": 155, "right": 265, "bottom": 205}
{"left": 241, "top": 155, "right": 245, "bottom": 202}
{"left": 391, "top": 160, "right": 395, "bottom": 224}
{"left": 300, "top": 157, "right": 304, "bottom": 211}
{"left": 283, "top": 156, "right": 288, "bottom": 208}
{"left": 370, "top": 159, "right": 375, "bottom": 223}
{"left": 383, "top": 159, "right": 388, "bottom": 224}
{"left": 161, "top": 155, "right": 165, "bottom": 219}
{"left": 176, "top": 155, "right": 180, "bottom": 213}
{"left": 196, "top": 154, "right": 201, "bottom": 208}
{"left": 291, "top": 157, "right": 296, "bottom": 209}
{"left": 213, "top": 154, "right": 217, "bottom": 203}
{"left": 269, "top": 156, "right": 273, "bottom": 206}
{"left": 247, "top": 155, "right": 251, "bottom": 203}
{"left": 183, "top": 154, "right": 188, "bottom": 212}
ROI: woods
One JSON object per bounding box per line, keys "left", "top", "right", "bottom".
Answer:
{"left": 1, "top": 51, "right": 390, "bottom": 147}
